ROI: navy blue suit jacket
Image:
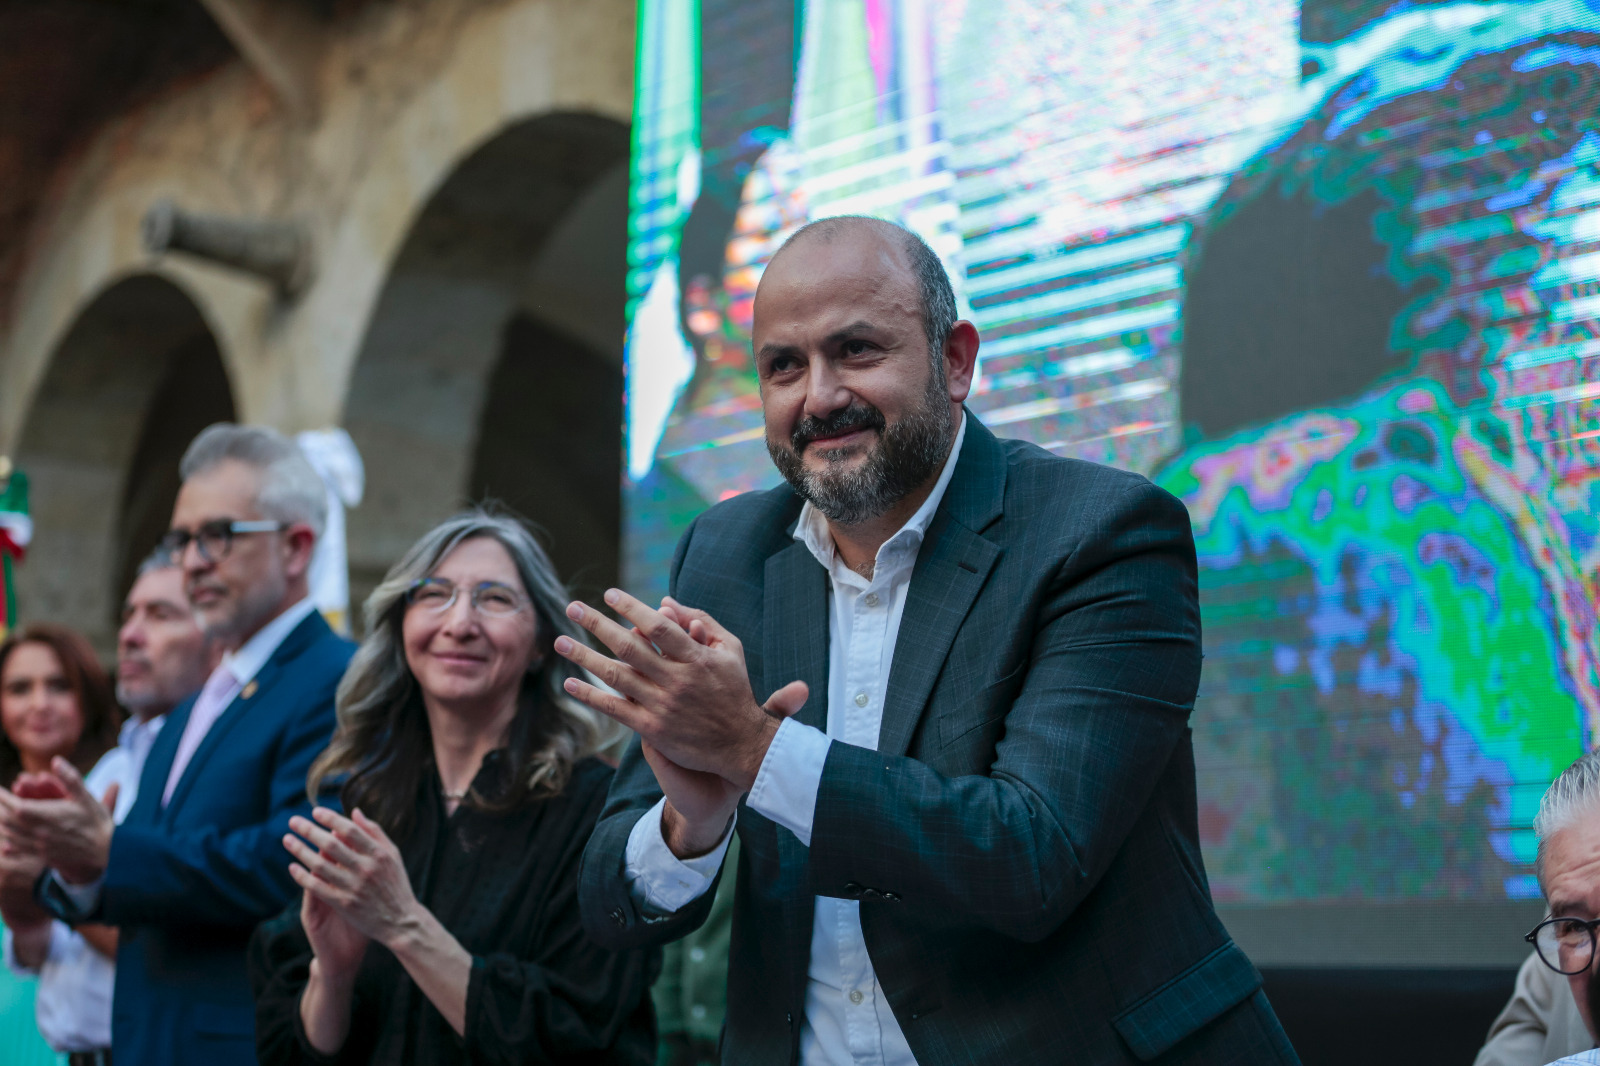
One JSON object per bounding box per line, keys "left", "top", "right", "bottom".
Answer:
{"left": 86, "top": 610, "right": 349, "bottom": 1064}
{"left": 581, "top": 417, "right": 1299, "bottom": 1065}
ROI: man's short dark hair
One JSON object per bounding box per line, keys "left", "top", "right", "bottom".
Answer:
{"left": 779, "top": 215, "right": 958, "bottom": 376}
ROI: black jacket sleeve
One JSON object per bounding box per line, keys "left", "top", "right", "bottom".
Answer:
{"left": 249, "top": 905, "right": 378, "bottom": 1066}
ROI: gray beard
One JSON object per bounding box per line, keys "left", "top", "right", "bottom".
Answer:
{"left": 767, "top": 377, "right": 954, "bottom": 528}
{"left": 196, "top": 570, "right": 288, "bottom": 648}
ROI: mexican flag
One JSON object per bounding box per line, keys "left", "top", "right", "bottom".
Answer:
{"left": 0, "top": 465, "right": 30, "bottom": 640}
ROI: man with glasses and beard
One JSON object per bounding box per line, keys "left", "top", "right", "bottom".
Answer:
{"left": 565, "top": 216, "right": 1297, "bottom": 1065}
{"left": 0, "top": 424, "right": 353, "bottom": 1065}
{"left": 1512, "top": 752, "right": 1600, "bottom": 1066}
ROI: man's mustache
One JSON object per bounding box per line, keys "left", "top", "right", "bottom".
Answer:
{"left": 791, "top": 403, "right": 886, "bottom": 451}
{"left": 119, "top": 653, "right": 152, "bottom": 673}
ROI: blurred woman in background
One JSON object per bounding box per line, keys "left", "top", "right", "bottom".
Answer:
{"left": 0, "top": 622, "right": 122, "bottom": 1061}
{"left": 0, "top": 624, "right": 118, "bottom": 786}
{"left": 251, "top": 509, "right": 655, "bottom": 1065}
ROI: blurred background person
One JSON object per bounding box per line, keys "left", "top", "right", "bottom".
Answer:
{"left": 251, "top": 509, "right": 655, "bottom": 1065}
{"left": 1475, "top": 950, "right": 1589, "bottom": 1066}
{"left": 0, "top": 623, "right": 119, "bottom": 787}
{"left": 1496, "top": 751, "right": 1600, "bottom": 1066}
{"left": 1, "top": 551, "right": 221, "bottom": 1064}
{"left": 0, "top": 623, "right": 120, "bottom": 1064}
{"left": 114, "top": 548, "right": 222, "bottom": 755}
{"left": 0, "top": 423, "right": 353, "bottom": 1065}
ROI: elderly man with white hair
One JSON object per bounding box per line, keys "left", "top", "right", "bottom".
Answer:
{"left": 0, "top": 423, "right": 355, "bottom": 1066}
{"left": 1483, "top": 751, "right": 1600, "bottom": 1066}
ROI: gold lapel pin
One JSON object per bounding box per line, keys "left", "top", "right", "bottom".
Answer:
{"left": 241, "top": 680, "right": 259, "bottom": 700}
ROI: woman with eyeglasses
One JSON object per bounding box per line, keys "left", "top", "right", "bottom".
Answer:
{"left": 249, "top": 509, "right": 654, "bottom": 1065}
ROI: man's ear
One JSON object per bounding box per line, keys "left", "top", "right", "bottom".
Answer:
{"left": 282, "top": 523, "right": 317, "bottom": 580}
{"left": 944, "top": 320, "right": 981, "bottom": 404}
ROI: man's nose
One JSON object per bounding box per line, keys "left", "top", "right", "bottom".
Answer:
{"left": 180, "top": 537, "right": 212, "bottom": 575}
{"left": 803, "top": 360, "right": 851, "bottom": 419}
{"left": 118, "top": 620, "right": 145, "bottom": 651}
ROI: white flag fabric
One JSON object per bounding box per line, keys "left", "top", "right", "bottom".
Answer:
{"left": 296, "top": 429, "right": 365, "bottom": 636}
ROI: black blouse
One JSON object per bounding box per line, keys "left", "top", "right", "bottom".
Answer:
{"left": 249, "top": 755, "right": 656, "bottom": 1065}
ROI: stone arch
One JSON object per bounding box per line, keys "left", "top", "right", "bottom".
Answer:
{"left": 342, "top": 110, "right": 629, "bottom": 611}
{"left": 14, "top": 274, "right": 235, "bottom": 653}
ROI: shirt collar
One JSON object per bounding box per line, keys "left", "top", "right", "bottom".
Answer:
{"left": 221, "top": 597, "right": 318, "bottom": 687}
{"left": 793, "top": 410, "right": 968, "bottom": 577}
{"left": 117, "top": 712, "right": 166, "bottom": 750}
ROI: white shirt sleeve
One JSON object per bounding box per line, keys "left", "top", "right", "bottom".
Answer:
{"left": 623, "top": 797, "right": 735, "bottom": 913}
{"left": 745, "top": 716, "right": 832, "bottom": 848}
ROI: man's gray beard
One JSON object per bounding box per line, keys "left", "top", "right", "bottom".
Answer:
{"left": 115, "top": 680, "right": 152, "bottom": 713}
{"left": 116, "top": 680, "right": 170, "bottom": 718}
{"left": 768, "top": 376, "right": 954, "bottom": 528}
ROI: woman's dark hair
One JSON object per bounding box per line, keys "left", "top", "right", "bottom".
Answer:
{"left": 308, "top": 509, "right": 622, "bottom": 844}
{"left": 0, "top": 623, "right": 121, "bottom": 786}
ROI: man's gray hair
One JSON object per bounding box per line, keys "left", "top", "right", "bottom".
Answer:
{"left": 781, "top": 215, "right": 959, "bottom": 377}
{"left": 1534, "top": 749, "right": 1600, "bottom": 891}
{"left": 180, "top": 423, "right": 327, "bottom": 539}
{"left": 135, "top": 546, "right": 181, "bottom": 578}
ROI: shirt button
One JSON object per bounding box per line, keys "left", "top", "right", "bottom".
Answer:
{"left": 849, "top": 990, "right": 864, "bottom": 1005}
{"left": 689, "top": 947, "right": 706, "bottom": 963}
{"left": 864, "top": 592, "right": 880, "bottom": 608}
{"left": 854, "top": 692, "right": 869, "bottom": 707}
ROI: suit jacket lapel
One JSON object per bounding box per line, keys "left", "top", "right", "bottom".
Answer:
{"left": 162, "top": 611, "right": 329, "bottom": 819}
{"left": 762, "top": 539, "right": 831, "bottom": 730}
{"left": 126, "top": 697, "right": 193, "bottom": 828}
{"left": 876, "top": 415, "right": 1007, "bottom": 757}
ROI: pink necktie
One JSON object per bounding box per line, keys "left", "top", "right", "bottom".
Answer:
{"left": 161, "top": 664, "right": 241, "bottom": 806}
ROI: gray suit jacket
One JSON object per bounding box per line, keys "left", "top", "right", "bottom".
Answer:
{"left": 1475, "top": 952, "right": 1592, "bottom": 1066}
{"left": 581, "top": 416, "right": 1299, "bottom": 1064}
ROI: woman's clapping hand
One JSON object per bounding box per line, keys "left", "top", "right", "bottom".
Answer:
{"left": 284, "top": 807, "right": 422, "bottom": 969}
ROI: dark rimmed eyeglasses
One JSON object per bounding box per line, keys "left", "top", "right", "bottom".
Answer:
{"left": 1527, "top": 915, "right": 1600, "bottom": 975}
{"left": 158, "top": 519, "right": 287, "bottom": 564}
{"left": 405, "top": 577, "right": 528, "bottom": 617}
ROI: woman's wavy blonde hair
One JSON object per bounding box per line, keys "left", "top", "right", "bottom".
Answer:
{"left": 307, "top": 508, "right": 623, "bottom": 840}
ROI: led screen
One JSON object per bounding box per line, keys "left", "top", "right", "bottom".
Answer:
{"left": 623, "top": 0, "right": 1600, "bottom": 909}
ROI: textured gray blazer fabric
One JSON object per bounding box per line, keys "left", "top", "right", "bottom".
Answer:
{"left": 580, "top": 415, "right": 1300, "bottom": 1065}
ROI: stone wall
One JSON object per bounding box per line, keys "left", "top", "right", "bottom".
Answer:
{"left": 0, "top": 0, "right": 634, "bottom": 651}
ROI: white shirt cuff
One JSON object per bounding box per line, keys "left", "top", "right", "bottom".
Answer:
{"left": 746, "top": 716, "right": 831, "bottom": 848}
{"left": 48, "top": 869, "right": 105, "bottom": 915}
{"left": 623, "top": 797, "right": 733, "bottom": 914}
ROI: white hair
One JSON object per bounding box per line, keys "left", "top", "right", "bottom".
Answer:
{"left": 179, "top": 423, "right": 327, "bottom": 539}
{"left": 1534, "top": 749, "right": 1600, "bottom": 892}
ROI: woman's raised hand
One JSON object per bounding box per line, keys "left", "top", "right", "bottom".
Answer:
{"left": 284, "top": 807, "right": 424, "bottom": 954}
{"left": 299, "top": 879, "right": 369, "bottom": 981}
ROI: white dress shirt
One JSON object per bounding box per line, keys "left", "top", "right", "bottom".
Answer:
{"left": 4, "top": 714, "right": 166, "bottom": 1051}
{"left": 626, "top": 414, "right": 967, "bottom": 1066}
{"left": 50, "top": 597, "right": 320, "bottom": 918}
